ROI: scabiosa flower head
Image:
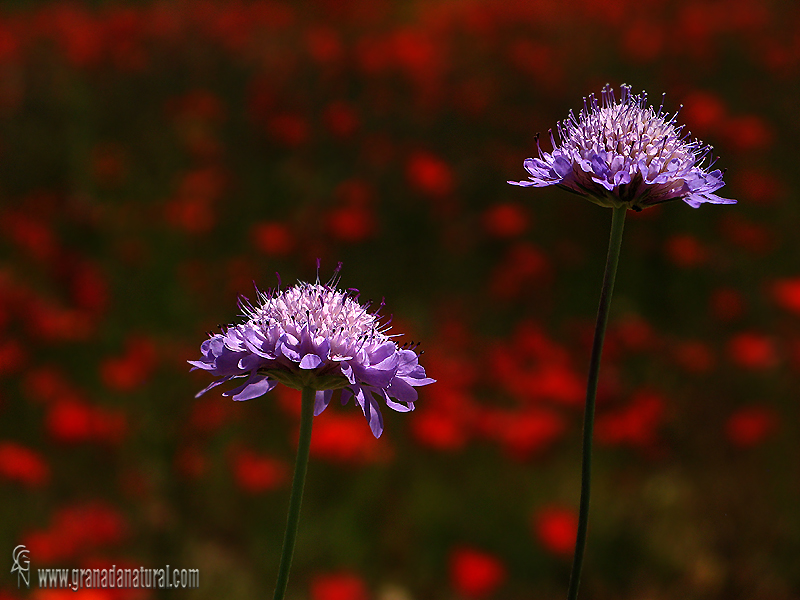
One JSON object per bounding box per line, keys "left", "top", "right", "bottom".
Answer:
{"left": 189, "top": 263, "right": 435, "bottom": 438}
{"left": 509, "top": 84, "right": 737, "bottom": 211}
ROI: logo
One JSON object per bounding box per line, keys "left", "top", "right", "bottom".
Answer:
{"left": 11, "top": 545, "right": 30, "bottom": 589}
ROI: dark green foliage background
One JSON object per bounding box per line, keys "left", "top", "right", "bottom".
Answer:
{"left": 1, "top": 1, "right": 798, "bottom": 599}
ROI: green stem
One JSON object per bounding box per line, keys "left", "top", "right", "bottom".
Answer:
{"left": 566, "top": 206, "right": 627, "bottom": 600}
{"left": 273, "top": 386, "right": 315, "bottom": 600}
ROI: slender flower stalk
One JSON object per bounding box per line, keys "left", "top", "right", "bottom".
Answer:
{"left": 189, "top": 263, "right": 434, "bottom": 596}
{"left": 566, "top": 206, "right": 625, "bottom": 600}
{"left": 509, "top": 84, "right": 735, "bottom": 599}
{"left": 273, "top": 386, "right": 314, "bottom": 600}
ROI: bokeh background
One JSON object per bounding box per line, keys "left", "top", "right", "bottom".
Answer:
{"left": 1, "top": 0, "right": 799, "bottom": 599}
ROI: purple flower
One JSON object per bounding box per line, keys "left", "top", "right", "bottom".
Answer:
{"left": 508, "top": 84, "right": 736, "bottom": 211}
{"left": 189, "top": 264, "right": 435, "bottom": 438}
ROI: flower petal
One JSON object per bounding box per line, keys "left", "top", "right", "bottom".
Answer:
{"left": 359, "top": 389, "right": 385, "bottom": 438}
{"left": 386, "top": 376, "right": 418, "bottom": 404}
{"left": 299, "top": 353, "right": 323, "bottom": 370}
{"left": 223, "top": 373, "right": 275, "bottom": 401}
{"left": 194, "top": 375, "right": 234, "bottom": 398}
{"left": 314, "top": 389, "right": 334, "bottom": 416}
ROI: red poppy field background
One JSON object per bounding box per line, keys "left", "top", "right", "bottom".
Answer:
{"left": 1, "top": 0, "right": 799, "bottom": 599}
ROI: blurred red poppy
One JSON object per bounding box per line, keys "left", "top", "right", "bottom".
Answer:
{"left": 533, "top": 505, "right": 578, "bottom": 557}
{"left": 0, "top": 442, "right": 49, "bottom": 487}
{"left": 728, "top": 332, "right": 779, "bottom": 370}
{"left": 310, "top": 572, "right": 369, "bottom": 600}
{"left": 449, "top": 547, "right": 506, "bottom": 599}
{"left": 406, "top": 151, "right": 454, "bottom": 197}
{"left": 230, "top": 448, "right": 288, "bottom": 494}
{"left": 726, "top": 406, "right": 778, "bottom": 448}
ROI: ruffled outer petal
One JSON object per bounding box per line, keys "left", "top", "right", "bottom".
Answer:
{"left": 358, "top": 388, "right": 385, "bottom": 438}
{"left": 299, "top": 353, "right": 323, "bottom": 369}
{"left": 386, "top": 376, "right": 418, "bottom": 405}
{"left": 350, "top": 348, "right": 399, "bottom": 388}
{"left": 194, "top": 375, "right": 234, "bottom": 398}
{"left": 314, "top": 389, "right": 334, "bottom": 416}
{"left": 395, "top": 349, "right": 436, "bottom": 386}
{"left": 223, "top": 373, "right": 276, "bottom": 401}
